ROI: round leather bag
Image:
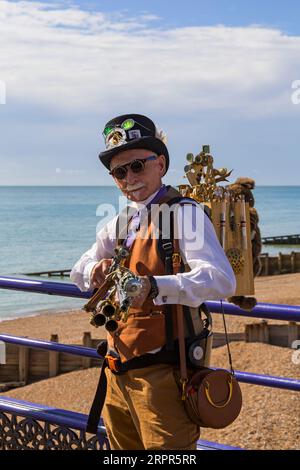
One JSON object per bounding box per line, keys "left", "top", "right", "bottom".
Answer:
{"left": 184, "top": 368, "right": 242, "bottom": 429}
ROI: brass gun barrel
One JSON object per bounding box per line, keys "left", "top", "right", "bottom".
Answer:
{"left": 83, "top": 279, "right": 112, "bottom": 312}
{"left": 101, "top": 300, "right": 117, "bottom": 318}
{"left": 105, "top": 319, "right": 119, "bottom": 332}
{"left": 90, "top": 312, "right": 106, "bottom": 328}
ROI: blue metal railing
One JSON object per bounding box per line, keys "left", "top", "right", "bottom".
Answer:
{"left": 1, "top": 274, "right": 299, "bottom": 450}
{"left": 0, "top": 333, "right": 299, "bottom": 392}
{"left": 0, "top": 396, "right": 241, "bottom": 450}
{"left": 1, "top": 275, "right": 300, "bottom": 322}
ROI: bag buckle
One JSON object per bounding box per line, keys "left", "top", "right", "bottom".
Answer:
{"left": 180, "top": 378, "right": 188, "bottom": 401}
{"left": 162, "top": 241, "right": 173, "bottom": 252}
{"left": 172, "top": 252, "right": 181, "bottom": 268}
{"left": 105, "top": 355, "right": 121, "bottom": 373}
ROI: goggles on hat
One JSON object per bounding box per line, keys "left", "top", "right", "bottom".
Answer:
{"left": 103, "top": 118, "right": 153, "bottom": 138}
{"left": 109, "top": 155, "right": 157, "bottom": 180}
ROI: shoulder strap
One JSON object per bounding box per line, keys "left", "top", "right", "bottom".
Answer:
{"left": 163, "top": 210, "right": 176, "bottom": 351}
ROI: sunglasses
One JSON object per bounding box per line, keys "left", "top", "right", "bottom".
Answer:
{"left": 103, "top": 118, "right": 153, "bottom": 138}
{"left": 109, "top": 155, "right": 157, "bottom": 180}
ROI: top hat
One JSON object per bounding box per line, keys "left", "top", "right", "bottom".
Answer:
{"left": 99, "top": 113, "right": 169, "bottom": 175}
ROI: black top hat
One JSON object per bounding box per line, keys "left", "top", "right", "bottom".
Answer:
{"left": 99, "top": 114, "right": 169, "bottom": 175}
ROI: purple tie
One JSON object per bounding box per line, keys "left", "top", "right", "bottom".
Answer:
{"left": 124, "top": 210, "right": 141, "bottom": 249}
{"left": 123, "top": 185, "right": 168, "bottom": 249}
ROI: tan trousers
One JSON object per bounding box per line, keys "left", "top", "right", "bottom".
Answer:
{"left": 101, "top": 363, "right": 200, "bottom": 450}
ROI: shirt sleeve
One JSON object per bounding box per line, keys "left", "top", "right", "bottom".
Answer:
{"left": 70, "top": 216, "right": 118, "bottom": 291}
{"left": 153, "top": 203, "right": 236, "bottom": 307}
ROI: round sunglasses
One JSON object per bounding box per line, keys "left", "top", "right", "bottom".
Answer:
{"left": 109, "top": 155, "right": 157, "bottom": 180}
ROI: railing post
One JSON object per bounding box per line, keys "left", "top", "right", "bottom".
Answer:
{"left": 49, "top": 334, "right": 59, "bottom": 378}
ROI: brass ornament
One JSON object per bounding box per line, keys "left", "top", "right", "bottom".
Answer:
{"left": 226, "top": 248, "right": 245, "bottom": 275}
{"left": 178, "top": 144, "right": 257, "bottom": 303}
{"left": 183, "top": 146, "right": 233, "bottom": 203}
{"left": 106, "top": 128, "right": 127, "bottom": 149}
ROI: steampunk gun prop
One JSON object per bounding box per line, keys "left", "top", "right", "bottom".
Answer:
{"left": 83, "top": 246, "right": 143, "bottom": 332}
{"left": 178, "top": 145, "right": 257, "bottom": 308}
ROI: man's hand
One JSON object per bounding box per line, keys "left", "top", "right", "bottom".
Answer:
{"left": 90, "top": 259, "right": 113, "bottom": 288}
{"left": 129, "top": 276, "right": 151, "bottom": 308}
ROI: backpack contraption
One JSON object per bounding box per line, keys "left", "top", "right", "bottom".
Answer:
{"left": 178, "top": 144, "right": 261, "bottom": 310}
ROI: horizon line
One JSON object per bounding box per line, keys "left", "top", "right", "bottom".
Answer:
{"left": 0, "top": 184, "right": 300, "bottom": 188}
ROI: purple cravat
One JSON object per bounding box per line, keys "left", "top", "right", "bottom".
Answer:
{"left": 124, "top": 210, "right": 141, "bottom": 249}
{"left": 124, "top": 185, "right": 168, "bottom": 249}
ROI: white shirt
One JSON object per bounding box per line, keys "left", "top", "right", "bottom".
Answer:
{"left": 70, "top": 188, "right": 236, "bottom": 307}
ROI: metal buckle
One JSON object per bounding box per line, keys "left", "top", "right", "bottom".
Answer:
{"left": 172, "top": 252, "right": 182, "bottom": 265}
{"left": 105, "top": 355, "right": 120, "bottom": 373}
{"left": 162, "top": 242, "right": 173, "bottom": 252}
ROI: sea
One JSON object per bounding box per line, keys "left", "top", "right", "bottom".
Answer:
{"left": 0, "top": 186, "right": 299, "bottom": 321}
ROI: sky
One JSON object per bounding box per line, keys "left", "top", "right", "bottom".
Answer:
{"left": 0, "top": 0, "right": 300, "bottom": 186}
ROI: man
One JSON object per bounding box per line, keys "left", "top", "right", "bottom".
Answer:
{"left": 70, "top": 113, "right": 236, "bottom": 450}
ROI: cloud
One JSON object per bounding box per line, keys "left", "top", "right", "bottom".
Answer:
{"left": 0, "top": 80, "right": 6, "bottom": 104}
{"left": 0, "top": 0, "right": 300, "bottom": 118}
{"left": 1, "top": 1, "right": 300, "bottom": 186}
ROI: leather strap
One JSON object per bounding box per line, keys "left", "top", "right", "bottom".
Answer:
{"left": 172, "top": 237, "right": 188, "bottom": 399}
{"left": 86, "top": 360, "right": 108, "bottom": 434}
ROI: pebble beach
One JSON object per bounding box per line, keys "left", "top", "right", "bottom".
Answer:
{"left": 1, "top": 273, "right": 300, "bottom": 450}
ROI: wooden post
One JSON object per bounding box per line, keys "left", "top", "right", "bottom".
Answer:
{"left": 288, "top": 322, "right": 298, "bottom": 348}
{"left": 291, "top": 251, "right": 295, "bottom": 273}
{"left": 252, "top": 323, "right": 258, "bottom": 342}
{"left": 245, "top": 324, "right": 251, "bottom": 342}
{"left": 19, "top": 346, "right": 29, "bottom": 384}
{"left": 278, "top": 252, "right": 282, "bottom": 274}
{"left": 296, "top": 252, "right": 300, "bottom": 272}
{"left": 259, "top": 320, "right": 269, "bottom": 344}
{"left": 82, "top": 332, "right": 92, "bottom": 369}
{"left": 49, "top": 334, "right": 59, "bottom": 377}
{"left": 264, "top": 254, "right": 269, "bottom": 276}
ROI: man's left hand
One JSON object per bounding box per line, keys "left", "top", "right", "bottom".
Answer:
{"left": 129, "top": 276, "right": 151, "bottom": 308}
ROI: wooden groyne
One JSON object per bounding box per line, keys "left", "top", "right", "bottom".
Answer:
{"left": 258, "top": 251, "right": 300, "bottom": 276}
{"left": 0, "top": 332, "right": 102, "bottom": 391}
{"left": 1, "top": 325, "right": 298, "bottom": 392}
{"left": 24, "top": 269, "right": 71, "bottom": 277}
{"left": 245, "top": 321, "right": 299, "bottom": 348}
{"left": 24, "top": 251, "right": 300, "bottom": 279}
{"left": 262, "top": 234, "right": 300, "bottom": 245}
{"left": 0, "top": 331, "right": 244, "bottom": 390}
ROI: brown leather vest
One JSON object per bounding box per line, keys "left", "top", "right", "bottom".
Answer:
{"left": 107, "top": 186, "right": 185, "bottom": 362}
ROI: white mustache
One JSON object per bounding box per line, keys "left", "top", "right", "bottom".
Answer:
{"left": 125, "top": 184, "right": 145, "bottom": 192}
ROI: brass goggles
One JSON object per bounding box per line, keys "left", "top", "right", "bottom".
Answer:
{"left": 109, "top": 155, "right": 157, "bottom": 180}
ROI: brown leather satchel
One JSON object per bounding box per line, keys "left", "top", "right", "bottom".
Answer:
{"left": 172, "top": 238, "right": 242, "bottom": 429}
{"left": 184, "top": 367, "right": 242, "bottom": 428}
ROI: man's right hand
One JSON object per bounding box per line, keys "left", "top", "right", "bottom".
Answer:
{"left": 90, "top": 259, "right": 113, "bottom": 288}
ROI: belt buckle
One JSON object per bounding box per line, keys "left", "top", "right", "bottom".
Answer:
{"left": 105, "top": 355, "right": 120, "bottom": 373}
